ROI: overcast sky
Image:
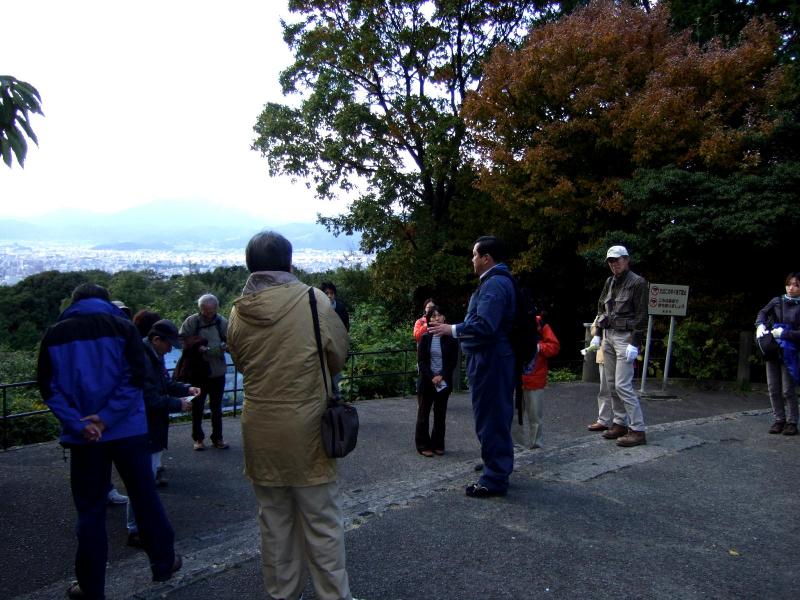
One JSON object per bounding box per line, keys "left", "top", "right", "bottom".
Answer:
{"left": 2, "top": 0, "right": 347, "bottom": 223}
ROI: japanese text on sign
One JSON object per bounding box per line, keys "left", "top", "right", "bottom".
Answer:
{"left": 648, "top": 284, "right": 689, "bottom": 316}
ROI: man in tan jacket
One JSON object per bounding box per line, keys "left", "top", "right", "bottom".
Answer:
{"left": 227, "top": 230, "right": 352, "bottom": 600}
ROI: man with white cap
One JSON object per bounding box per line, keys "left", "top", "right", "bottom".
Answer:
{"left": 589, "top": 245, "right": 649, "bottom": 446}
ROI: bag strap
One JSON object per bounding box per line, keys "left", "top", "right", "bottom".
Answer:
{"left": 308, "top": 287, "right": 331, "bottom": 400}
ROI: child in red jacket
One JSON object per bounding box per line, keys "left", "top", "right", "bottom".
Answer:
{"left": 513, "top": 314, "right": 560, "bottom": 449}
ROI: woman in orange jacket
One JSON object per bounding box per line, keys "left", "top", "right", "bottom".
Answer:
{"left": 413, "top": 298, "right": 436, "bottom": 342}
{"left": 513, "top": 314, "right": 560, "bottom": 449}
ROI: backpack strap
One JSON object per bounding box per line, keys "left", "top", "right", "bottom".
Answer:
{"left": 196, "top": 314, "right": 226, "bottom": 342}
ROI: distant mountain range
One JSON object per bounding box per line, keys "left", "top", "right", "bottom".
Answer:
{"left": 0, "top": 200, "right": 361, "bottom": 252}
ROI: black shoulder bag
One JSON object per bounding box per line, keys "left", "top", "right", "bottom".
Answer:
{"left": 756, "top": 299, "right": 783, "bottom": 361}
{"left": 309, "top": 287, "right": 358, "bottom": 458}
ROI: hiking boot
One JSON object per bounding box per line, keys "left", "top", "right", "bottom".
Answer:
{"left": 768, "top": 421, "right": 786, "bottom": 434}
{"left": 617, "top": 430, "right": 647, "bottom": 447}
{"left": 602, "top": 424, "right": 629, "bottom": 439}
{"left": 782, "top": 423, "right": 798, "bottom": 436}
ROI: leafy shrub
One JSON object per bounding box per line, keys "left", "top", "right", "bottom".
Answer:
{"left": 1, "top": 413, "right": 60, "bottom": 448}
{"left": 0, "top": 351, "right": 60, "bottom": 447}
{"left": 548, "top": 367, "right": 580, "bottom": 383}
{"left": 673, "top": 314, "right": 737, "bottom": 380}
{"left": 341, "top": 301, "right": 416, "bottom": 400}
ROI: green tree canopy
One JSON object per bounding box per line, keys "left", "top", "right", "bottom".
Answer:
{"left": 252, "top": 0, "right": 555, "bottom": 306}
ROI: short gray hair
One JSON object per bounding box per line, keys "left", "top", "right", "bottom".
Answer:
{"left": 246, "top": 230, "right": 292, "bottom": 273}
{"left": 197, "top": 293, "right": 219, "bottom": 310}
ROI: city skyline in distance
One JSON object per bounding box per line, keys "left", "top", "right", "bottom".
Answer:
{"left": 1, "top": 198, "right": 361, "bottom": 252}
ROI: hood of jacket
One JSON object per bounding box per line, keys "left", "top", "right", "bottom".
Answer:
{"left": 233, "top": 271, "right": 308, "bottom": 327}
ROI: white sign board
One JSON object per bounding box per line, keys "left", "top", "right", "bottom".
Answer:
{"left": 648, "top": 284, "right": 689, "bottom": 316}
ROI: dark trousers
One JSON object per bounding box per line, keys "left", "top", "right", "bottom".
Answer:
{"left": 191, "top": 375, "right": 225, "bottom": 442}
{"left": 68, "top": 435, "right": 175, "bottom": 599}
{"left": 466, "top": 349, "right": 515, "bottom": 493}
{"left": 415, "top": 382, "right": 451, "bottom": 452}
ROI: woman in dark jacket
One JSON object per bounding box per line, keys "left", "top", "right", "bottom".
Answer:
{"left": 416, "top": 306, "right": 458, "bottom": 456}
{"left": 755, "top": 272, "right": 800, "bottom": 435}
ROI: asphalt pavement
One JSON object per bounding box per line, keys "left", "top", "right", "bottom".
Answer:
{"left": 3, "top": 382, "right": 796, "bottom": 600}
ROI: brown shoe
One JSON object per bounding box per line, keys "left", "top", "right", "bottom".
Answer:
{"left": 769, "top": 421, "right": 786, "bottom": 434}
{"left": 617, "top": 430, "right": 647, "bottom": 447}
{"left": 782, "top": 423, "right": 798, "bottom": 436}
{"left": 587, "top": 421, "right": 609, "bottom": 432}
{"left": 212, "top": 440, "right": 229, "bottom": 449}
{"left": 602, "top": 424, "right": 629, "bottom": 439}
{"left": 420, "top": 449, "right": 434, "bottom": 457}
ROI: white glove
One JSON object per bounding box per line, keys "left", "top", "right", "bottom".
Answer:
{"left": 756, "top": 324, "right": 767, "bottom": 338}
{"left": 771, "top": 327, "right": 784, "bottom": 339}
{"left": 625, "top": 344, "right": 639, "bottom": 363}
{"left": 581, "top": 335, "right": 602, "bottom": 356}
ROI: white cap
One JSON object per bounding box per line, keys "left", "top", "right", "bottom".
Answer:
{"left": 606, "top": 245, "right": 629, "bottom": 259}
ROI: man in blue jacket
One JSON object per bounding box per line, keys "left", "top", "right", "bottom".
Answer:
{"left": 429, "top": 236, "right": 517, "bottom": 498}
{"left": 37, "top": 283, "right": 181, "bottom": 599}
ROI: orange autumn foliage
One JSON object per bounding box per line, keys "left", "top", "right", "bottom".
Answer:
{"left": 462, "top": 0, "right": 789, "bottom": 266}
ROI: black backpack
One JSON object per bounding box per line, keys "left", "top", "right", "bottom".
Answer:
{"left": 481, "top": 270, "right": 539, "bottom": 423}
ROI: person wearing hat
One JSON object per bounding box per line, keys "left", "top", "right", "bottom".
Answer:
{"left": 111, "top": 300, "right": 133, "bottom": 319}
{"left": 126, "top": 320, "right": 199, "bottom": 547}
{"left": 589, "top": 245, "right": 649, "bottom": 447}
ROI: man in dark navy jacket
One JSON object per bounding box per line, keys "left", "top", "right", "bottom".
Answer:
{"left": 37, "top": 283, "right": 181, "bottom": 599}
{"left": 429, "top": 236, "right": 517, "bottom": 498}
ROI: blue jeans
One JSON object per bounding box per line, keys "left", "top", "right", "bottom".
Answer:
{"left": 68, "top": 435, "right": 175, "bottom": 599}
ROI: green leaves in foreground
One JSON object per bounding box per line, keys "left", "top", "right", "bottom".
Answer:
{"left": 0, "top": 75, "right": 43, "bottom": 168}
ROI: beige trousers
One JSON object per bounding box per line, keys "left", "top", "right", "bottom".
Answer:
{"left": 512, "top": 388, "right": 544, "bottom": 448}
{"left": 252, "top": 480, "right": 351, "bottom": 600}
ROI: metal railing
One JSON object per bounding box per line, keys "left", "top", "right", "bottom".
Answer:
{"left": 1, "top": 348, "right": 422, "bottom": 450}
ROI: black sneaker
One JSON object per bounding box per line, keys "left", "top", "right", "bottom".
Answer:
{"left": 465, "top": 483, "right": 506, "bottom": 498}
